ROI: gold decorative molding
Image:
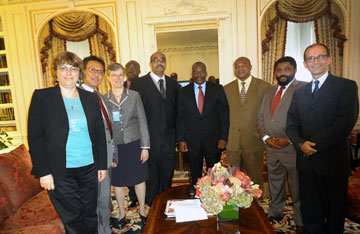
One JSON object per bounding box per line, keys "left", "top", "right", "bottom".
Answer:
{"left": 158, "top": 0, "right": 221, "bottom": 15}
{"left": 144, "top": 13, "right": 229, "bottom": 32}
{"left": 0, "top": 0, "right": 61, "bottom": 6}
{"left": 158, "top": 42, "right": 218, "bottom": 52}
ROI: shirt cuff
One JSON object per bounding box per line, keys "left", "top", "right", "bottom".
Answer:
{"left": 262, "top": 135, "right": 270, "bottom": 144}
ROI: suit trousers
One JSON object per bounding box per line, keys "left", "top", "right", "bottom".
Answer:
{"left": 266, "top": 151, "right": 302, "bottom": 226}
{"left": 97, "top": 166, "right": 112, "bottom": 234}
{"left": 188, "top": 146, "right": 221, "bottom": 185}
{"left": 48, "top": 163, "right": 98, "bottom": 234}
{"left": 145, "top": 145, "right": 175, "bottom": 206}
{"left": 226, "top": 150, "right": 264, "bottom": 190}
{"left": 298, "top": 170, "right": 348, "bottom": 234}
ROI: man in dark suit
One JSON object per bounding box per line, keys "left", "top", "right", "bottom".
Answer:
{"left": 131, "top": 51, "right": 180, "bottom": 205}
{"left": 80, "top": 56, "right": 116, "bottom": 234}
{"left": 286, "top": 43, "right": 359, "bottom": 234}
{"left": 258, "top": 56, "right": 305, "bottom": 233}
{"left": 124, "top": 60, "right": 141, "bottom": 208}
{"left": 177, "top": 62, "right": 229, "bottom": 187}
{"left": 124, "top": 60, "right": 140, "bottom": 89}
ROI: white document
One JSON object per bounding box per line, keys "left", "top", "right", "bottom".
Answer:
{"left": 173, "top": 199, "right": 208, "bottom": 223}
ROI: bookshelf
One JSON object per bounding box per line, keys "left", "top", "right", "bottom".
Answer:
{"left": 0, "top": 16, "right": 16, "bottom": 132}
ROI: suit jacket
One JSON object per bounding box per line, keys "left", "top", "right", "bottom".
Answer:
{"left": 131, "top": 73, "right": 180, "bottom": 155}
{"left": 224, "top": 77, "right": 270, "bottom": 152}
{"left": 258, "top": 79, "right": 307, "bottom": 155}
{"left": 104, "top": 88, "right": 150, "bottom": 151}
{"left": 177, "top": 82, "right": 229, "bottom": 154}
{"left": 28, "top": 85, "right": 107, "bottom": 180}
{"left": 79, "top": 84, "right": 116, "bottom": 168}
{"left": 286, "top": 73, "right": 359, "bottom": 176}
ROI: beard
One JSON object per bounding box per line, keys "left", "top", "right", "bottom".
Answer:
{"left": 276, "top": 74, "right": 295, "bottom": 86}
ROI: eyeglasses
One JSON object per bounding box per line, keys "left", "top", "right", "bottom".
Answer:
{"left": 87, "top": 67, "right": 105, "bottom": 76}
{"left": 151, "top": 57, "right": 166, "bottom": 63}
{"left": 305, "top": 54, "right": 328, "bottom": 62}
{"left": 59, "top": 65, "right": 80, "bottom": 73}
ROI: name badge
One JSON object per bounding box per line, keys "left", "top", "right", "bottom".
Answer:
{"left": 70, "top": 119, "right": 81, "bottom": 132}
{"left": 113, "top": 112, "right": 120, "bottom": 121}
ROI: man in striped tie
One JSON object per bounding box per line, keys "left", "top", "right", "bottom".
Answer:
{"left": 177, "top": 62, "right": 229, "bottom": 192}
{"left": 258, "top": 56, "right": 306, "bottom": 233}
{"left": 224, "top": 57, "right": 270, "bottom": 191}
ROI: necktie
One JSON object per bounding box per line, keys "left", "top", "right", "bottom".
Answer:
{"left": 240, "top": 82, "right": 246, "bottom": 101}
{"left": 272, "top": 86, "right": 285, "bottom": 115}
{"left": 312, "top": 80, "right": 320, "bottom": 98}
{"left": 159, "top": 79, "right": 166, "bottom": 99}
{"left": 94, "top": 90, "right": 113, "bottom": 138}
{"left": 198, "top": 85, "right": 204, "bottom": 114}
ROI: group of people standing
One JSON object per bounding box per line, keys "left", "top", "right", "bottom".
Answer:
{"left": 27, "top": 43, "right": 358, "bottom": 234}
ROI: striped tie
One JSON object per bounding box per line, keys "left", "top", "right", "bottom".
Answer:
{"left": 240, "top": 82, "right": 246, "bottom": 101}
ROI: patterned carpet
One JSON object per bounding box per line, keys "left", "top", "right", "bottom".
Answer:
{"left": 109, "top": 187, "right": 360, "bottom": 234}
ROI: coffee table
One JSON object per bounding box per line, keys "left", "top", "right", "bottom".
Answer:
{"left": 143, "top": 185, "right": 275, "bottom": 234}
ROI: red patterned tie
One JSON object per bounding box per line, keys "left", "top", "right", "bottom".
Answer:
{"left": 94, "top": 90, "right": 113, "bottom": 138}
{"left": 272, "top": 86, "right": 285, "bottom": 115}
{"left": 198, "top": 85, "right": 204, "bottom": 114}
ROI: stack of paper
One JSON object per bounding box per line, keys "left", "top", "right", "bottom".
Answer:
{"left": 164, "top": 199, "right": 209, "bottom": 223}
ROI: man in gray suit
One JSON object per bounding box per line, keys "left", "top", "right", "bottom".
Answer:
{"left": 258, "top": 56, "right": 305, "bottom": 233}
{"left": 81, "top": 56, "right": 116, "bottom": 234}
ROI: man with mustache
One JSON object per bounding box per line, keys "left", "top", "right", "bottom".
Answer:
{"left": 287, "top": 44, "right": 359, "bottom": 233}
{"left": 258, "top": 56, "right": 305, "bottom": 233}
{"left": 177, "top": 62, "right": 229, "bottom": 191}
{"left": 131, "top": 51, "right": 180, "bottom": 206}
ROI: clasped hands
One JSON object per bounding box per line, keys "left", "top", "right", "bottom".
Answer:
{"left": 179, "top": 140, "right": 227, "bottom": 152}
{"left": 265, "top": 137, "right": 290, "bottom": 149}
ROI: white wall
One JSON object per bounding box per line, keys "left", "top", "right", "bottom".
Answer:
{"left": 0, "top": 0, "right": 359, "bottom": 145}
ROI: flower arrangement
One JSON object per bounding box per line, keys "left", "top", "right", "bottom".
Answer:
{"left": 196, "top": 162, "right": 262, "bottom": 215}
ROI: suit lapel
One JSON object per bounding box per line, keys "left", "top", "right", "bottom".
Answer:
{"left": 243, "top": 77, "right": 257, "bottom": 105}
{"left": 268, "top": 86, "right": 277, "bottom": 115}
{"left": 52, "top": 85, "right": 69, "bottom": 125}
{"left": 272, "top": 80, "right": 298, "bottom": 115}
{"left": 146, "top": 73, "right": 166, "bottom": 99}
{"left": 201, "top": 82, "right": 212, "bottom": 116}
{"left": 311, "top": 74, "right": 334, "bottom": 104}
{"left": 186, "top": 83, "right": 200, "bottom": 115}
{"left": 228, "top": 80, "right": 241, "bottom": 105}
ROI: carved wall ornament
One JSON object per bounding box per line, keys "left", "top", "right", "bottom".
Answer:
{"left": 160, "top": 0, "right": 220, "bottom": 15}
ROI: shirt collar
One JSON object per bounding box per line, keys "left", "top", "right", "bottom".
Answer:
{"left": 81, "top": 83, "right": 95, "bottom": 92}
{"left": 312, "top": 72, "right": 328, "bottom": 87}
{"left": 277, "top": 78, "right": 295, "bottom": 90}
{"left": 194, "top": 81, "right": 206, "bottom": 89}
{"left": 150, "top": 71, "right": 165, "bottom": 82}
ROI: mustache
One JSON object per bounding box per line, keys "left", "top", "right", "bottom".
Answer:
{"left": 277, "top": 75, "right": 289, "bottom": 79}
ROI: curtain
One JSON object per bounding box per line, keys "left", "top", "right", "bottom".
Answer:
{"left": 39, "top": 12, "right": 116, "bottom": 93}
{"left": 315, "top": 2, "right": 346, "bottom": 76}
{"left": 261, "top": 0, "right": 346, "bottom": 83}
{"left": 261, "top": 4, "right": 287, "bottom": 84}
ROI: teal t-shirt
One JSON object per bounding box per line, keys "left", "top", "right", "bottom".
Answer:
{"left": 63, "top": 97, "right": 94, "bottom": 168}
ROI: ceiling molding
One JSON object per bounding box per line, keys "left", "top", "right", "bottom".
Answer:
{"left": 158, "top": 42, "right": 218, "bottom": 52}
